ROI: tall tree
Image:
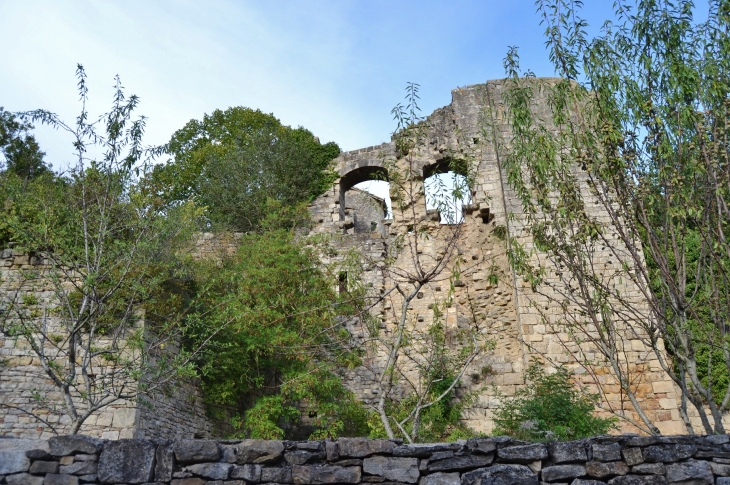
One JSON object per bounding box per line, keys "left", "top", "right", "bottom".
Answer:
{"left": 492, "top": 1, "right": 730, "bottom": 434}
{"left": 0, "top": 66, "right": 213, "bottom": 434}
{"left": 0, "top": 107, "right": 48, "bottom": 181}
{"left": 189, "top": 227, "right": 368, "bottom": 439}
{"left": 146, "top": 107, "right": 340, "bottom": 232}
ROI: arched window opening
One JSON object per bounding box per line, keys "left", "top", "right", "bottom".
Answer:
{"left": 423, "top": 160, "right": 472, "bottom": 224}
{"left": 339, "top": 166, "right": 391, "bottom": 235}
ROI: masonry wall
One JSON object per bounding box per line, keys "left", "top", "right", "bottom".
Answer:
{"left": 0, "top": 247, "right": 226, "bottom": 440}
{"left": 3, "top": 434, "right": 730, "bottom": 484}
{"left": 306, "top": 79, "right": 686, "bottom": 435}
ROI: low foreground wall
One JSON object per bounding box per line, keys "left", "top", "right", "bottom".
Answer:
{"left": 2, "top": 434, "right": 730, "bottom": 484}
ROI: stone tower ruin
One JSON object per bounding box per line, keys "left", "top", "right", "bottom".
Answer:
{"left": 307, "top": 79, "right": 686, "bottom": 436}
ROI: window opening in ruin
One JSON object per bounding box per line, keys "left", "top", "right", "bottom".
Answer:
{"left": 423, "top": 160, "right": 472, "bottom": 224}
{"left": 352, "top": 180, "right": 393, "bottom": 218}
{"left": 338, "top": 272, "right": 348, "bottom": 294}
{"left": 339, "top": 166, "right": 391, "bottom": 234}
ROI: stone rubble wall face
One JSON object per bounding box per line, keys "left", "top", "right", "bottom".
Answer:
{"left": 2, "top": 434, "right": 730, "bottom": 484}
{"left": 0, "top": 249, "right": 226, "bottom": 441}
{"left": 306, "top": 79, "right": 685, "bottom": 435}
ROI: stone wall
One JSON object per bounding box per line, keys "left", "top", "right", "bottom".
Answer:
{"left": 3, "top": 434, "right": 730, "bottom": 484}
{"left": 0, "top": 247, "right": 227, "bottom": 440}
{"left": 306, "top": 79, "right": 686, "bottom": 435}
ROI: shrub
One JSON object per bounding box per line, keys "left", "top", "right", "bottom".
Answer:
{"left": 492, "top": 360, "right": 618, "bottom": 442}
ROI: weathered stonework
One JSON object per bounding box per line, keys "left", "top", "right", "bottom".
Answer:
{"left": 0, "top": 79, "right": 724, "bottom": 439}
{"left": 2, "top": 434, "right": 730, "bottom": 484}
{"left": 306, "top": 79, "right": 693, "bottom": 435}
{"left": 0, "top": 248, "right": 230, "bottom": 440}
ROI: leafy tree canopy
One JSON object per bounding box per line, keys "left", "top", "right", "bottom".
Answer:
{"left": 145, "top": 107, "right": 340, "bottom": 232}
{"left": 0, "top": 107, "right": 48, "bottom": 181}
{"left": 188, "top": 227, "right": 368, "bottom": 439}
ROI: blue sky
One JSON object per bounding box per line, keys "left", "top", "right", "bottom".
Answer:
{"left": 0, "top": 1, "right": 617, "bottom": 170}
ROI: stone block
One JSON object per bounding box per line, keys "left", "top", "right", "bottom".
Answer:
{"left": 262, "top": 466, "right": 293, "bottom": 483}
{"left": 185, "top": 463, "right": 233, "bottom": 480}
{"left": 466, "top": 438, "right": 496, "bottom": 455}
{"left": 419, "top": 471, "right": 460, "bottom": 485}
{"left": 427, "top": 454, "right": 493, "bottom": 472}
{"left": 231, "top": 463, "right": 261, "bottom": 481}
{"left": 394, "top": 443, "right": 463, "bottom": 458}
{"left": 6, "top": 473, "right": 44, "bottom": 485}
{"left": 155, "top": 442, "right": 175, "bottom": 482}
{"left": 550, "top": 441, "right": 588, "bottom": 463}
{"left": 171, "top": 479, "right": 206, "bottom": 485}
{"left": 98, "top": 439, "right": 156, "bottom": 483}
{"left": 236, "top": 439, "right": 284, "bottom": 464}
{"left": 363, "top": 456, "right": 420, "bottom": 483}
{"left": 631, "top": 463, "right": 665, "bottom": 475}
{"left": 606, "top": 475, "right": 667, "bottom": 484}
{"left": 585, "top": 460, "right": 629, "bottom": 478}
{"left": 59, "top": 456, "right": 74, "bottom": 465}
{"left": 0, "top": 451, "right": 30, "bottom": 474}
{"left": 642, "top": 444, "right": 696, "bottom": 463}
{"left": 174, "top": 439, "right": 220, "bottom": 463}
{"left": 49, "top": 435, "right": 103, "bottom": 456}
{"left": 73, "top": 453, "right": 97, "bottom": 461}
{"left": 712, "top": 461, "right": 730, "bottom": 476}
{"left": 621, "top": 448, "right": 644, "bottom": 466}
{"left": 29, "top": 460, "right": 59, "bottom": 474}
{"left": 59, "top": 460, "right": 97, "bottom": 475}
{"left": 651, "top": 381, "right": 674, "bottom": 393}
{"left": 41, "top": 474, "right": 79, "bottom": 485}
{"left": 325, "top": 441, "right": 339, "bottom": 461}
{"left": 338, "top": 438, "right": 397, "bottom": 458}
{"left": 664, "top": 459, "right": 713, "bottom": 484}
{"left": 286, "top": 450, "right": 324, "bottom": 465}
{"left": 26, "top": 449, "right": 53, "bottom": 460}
{"left": 592, "top": 443, "right": 621, "bottom": 462}
{"left": 497, "top": 443, "right": 548, "bottom": 463}
{"left": 462, "top": 464, "right": 538, "bottom": 485}
{"left": 292, "top": 465, "right": 361, "bottom": 484}
{"left": 111, "top": 407, "right": 138, "bottom": 428}
{"left": 541, "top": 464, "right": 586, "bottom": 482}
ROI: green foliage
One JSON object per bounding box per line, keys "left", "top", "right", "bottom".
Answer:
{"left": 0, "top": 170, "right": 69, "bottom": 246}
{"left": 188, "top": 229, "right": 368, "bottom": 439}
{"left": 367, "top": 366, "right": 478, "bottom": 443}
{"left": 0, "top": 66, "right": 207, "bottom": 433}
{"left": 145, "top": 107, "right": 339, "bottom": 232}
{"left": 493, "top": 0, "right": 730, "bottom": 434}
{"left": 0, "top": 107, "right": 48, "bottom": 181}
{"left": 493, "top": 361, "right": 618, "bottom": 442}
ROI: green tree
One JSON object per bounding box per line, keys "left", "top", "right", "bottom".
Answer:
{"left": 493, "top": 360, "right": 618, "bottom": 442}
{"left": 490, "top": 1, "right": 730, "bottom": 434}
{"left": 146, "top": 107, "right": 340, "bottom": 231}
{"left": 0, "top": 107, "right": 48, "bottom": 181}
{"left": 188, "top": 228, "right": 368, "bottom": 439}
{"left": 0, "top": 66, "right": 211, "bottom": 434}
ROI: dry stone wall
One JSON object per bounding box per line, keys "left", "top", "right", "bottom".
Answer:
{"left": 3, "top": 434, "right": 730, "bottom": 484}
